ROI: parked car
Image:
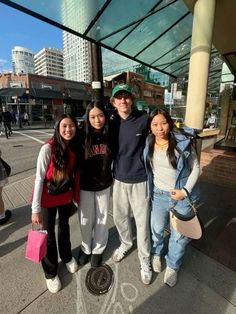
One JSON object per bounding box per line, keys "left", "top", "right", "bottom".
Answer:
{"left": 172, "top": 117, "right": 184, "bottom": 128}
{"left": 45, "top": 114, "right": 53, "bottom": 121}
{"left": 76, "top": 115, "right": 85, "bottom": 129}
{"left": 31, "top": 115, "right": 43, "bottom": 121}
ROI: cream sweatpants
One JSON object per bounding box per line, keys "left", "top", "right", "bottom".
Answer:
{"left": 78, "top": 187, "right": 111, "bottom": 255}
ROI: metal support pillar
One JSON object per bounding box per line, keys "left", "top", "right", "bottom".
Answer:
{"left": 90, "top": 43, "right": 104, "bottom": 102}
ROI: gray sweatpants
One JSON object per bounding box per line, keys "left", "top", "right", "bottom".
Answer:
{"left": 78, "top": 187, "right": 111, "bottom": 255}
{"left": 112, "top": 179, "right": 151, "bottom": 261}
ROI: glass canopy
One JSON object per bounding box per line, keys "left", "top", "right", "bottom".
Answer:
{"left": 0, "top": 0, "right": 222, "bottom": 89}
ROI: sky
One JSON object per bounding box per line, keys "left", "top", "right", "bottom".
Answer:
{"left": 0, "top": 2, "right": 63, "bottom": 72}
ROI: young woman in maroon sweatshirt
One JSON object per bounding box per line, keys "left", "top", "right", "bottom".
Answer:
{"left": 77, "top": 102, "right": 113, "bottom": 268}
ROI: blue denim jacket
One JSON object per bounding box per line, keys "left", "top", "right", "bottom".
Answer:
{"left": 143, "top": 131, "right": 200, "bottom": 203}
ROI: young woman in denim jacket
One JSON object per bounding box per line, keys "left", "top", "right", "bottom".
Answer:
{"left": 143, "top": 108, "right": 200, "bottom": 287}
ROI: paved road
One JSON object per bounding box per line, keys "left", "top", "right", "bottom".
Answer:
{"left": 0, "top": 128, "right": 54, "bottom": 183}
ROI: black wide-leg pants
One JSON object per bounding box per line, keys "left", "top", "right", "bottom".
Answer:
{"left": 41, "top": 203, "right": 72, "bottom": 279}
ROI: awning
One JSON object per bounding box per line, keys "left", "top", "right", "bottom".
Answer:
{"left": 0, "top": 88, "right": 26, "bottom": 97}
{"left": 0, "top": 87, "right": 91, "bottom": 101}
{"left": 0, "top": 0, "right": 193, "bottom": 78}
{"left": 30, "top": 88, "right": 63, "bottom": 99}
{"left": 66, "top": 88, "right": 91, "bottom": 101}
{"left": 104, "top": 72, "right": 124, "bottom": 82}
{"left": 1, "top": 0, "right": 234, "bottom": 91}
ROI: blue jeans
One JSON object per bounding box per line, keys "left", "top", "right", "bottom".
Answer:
{"left": 151, "top": 187, "right": 191, "bottom": 271}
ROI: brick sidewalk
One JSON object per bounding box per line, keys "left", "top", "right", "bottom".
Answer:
{"left": 3, "top": 175, "right": 34, "bottom": 210}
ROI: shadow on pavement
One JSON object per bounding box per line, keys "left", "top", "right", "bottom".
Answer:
{"left": 191, "top": 181, "right": 236, "bottom": 272}
{"left": 0, "top": 204, "right": 31, "bottom": 257}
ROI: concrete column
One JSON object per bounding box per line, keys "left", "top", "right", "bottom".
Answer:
{"left": 185, "top": 0, "right": 216, "bottom": 129}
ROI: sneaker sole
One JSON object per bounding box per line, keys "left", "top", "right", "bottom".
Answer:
{"left": 152, "top": 265, "right": 162, "bottom": 273}
{"left": 141, "top": 278, "right": 152, "bottom": 285}
{"left": 164, "top": 280, "right": 177, "bottom": 287}
{"left": 112, "top": 254, "right": 127, "bottom": 263}
{"left": 141, "top": 281, "right": 151, "bottom": 285}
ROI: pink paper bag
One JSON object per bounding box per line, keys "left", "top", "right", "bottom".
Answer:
{"left": 25, "top": 228, "right": 47, "bottom": 263}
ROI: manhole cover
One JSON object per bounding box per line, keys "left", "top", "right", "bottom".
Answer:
{"left": 85, "top": 264, "right": 114, "bottom": 295}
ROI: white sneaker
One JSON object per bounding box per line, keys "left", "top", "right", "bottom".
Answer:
{"left": 164, "top": 266, "right": 178, "bottom": 287}
{"left": 140, "top": 258, "right": 152, "bottom": 285}
{"left": 66, "top": 257, "right": 78, "bottom": 273}
{"left": 152, "top": 255, "right": 162, "bottom": 273}
{"left": 112, "top": 245, "right": 129, "bottom": 263}
{"left": 46, "top": 275, "right": 62, "bottom": 293}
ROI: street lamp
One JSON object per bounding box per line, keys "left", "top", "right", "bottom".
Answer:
{"left": 90, "top": 43, "right": 104, "bottom": 102}
{"left": 25, "top": 89, "right": 30, "bottom": 125}
{"left": 91, "top": 81, "right": 102, "bottom": 102}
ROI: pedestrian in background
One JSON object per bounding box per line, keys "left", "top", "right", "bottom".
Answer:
{"left": 31, "top": 114, "right": 80, "bottom": 293}
{"left": 206, "top": 111, "right": 217, "bottom": 128}
{"left": 0, "top": 149, "right": 11, "bottom": 225}
{"left": 11, "top": 110, "right": 17, "bottom": 125}
{"left": 110, "top": 83, "right": 152, "bottom": 285}
{"left": 144, "top": 108, "right": 200, "bottom": 287}
{"left": 0, "top": 110, "right": 4, "bottom": 136}
{"left": 23, "top": 112, "right": 30, "bottom": 126}
{"left": 2, "top": 106, "right": 12, "bottom": 139}
{"left": 77, "top": 102, "right": 113, "bottom": 268}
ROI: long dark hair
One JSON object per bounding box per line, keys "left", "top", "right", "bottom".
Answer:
{"left": 147, "top": 108, "right": 177, "bottom": 169}
{"left": 52, "top": 113, "right": 79, "bottom": 180}
{"left": 84, "top": 102, "right": 107, "bottom": 155}
{"left": 84, "top": 101, "right": 111, "bottom": 169}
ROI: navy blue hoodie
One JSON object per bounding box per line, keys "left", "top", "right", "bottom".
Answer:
{"left": 110, "top": 110, "right": 148, "bottom": 183}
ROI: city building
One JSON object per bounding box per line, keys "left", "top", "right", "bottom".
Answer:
{"left": 0, "top": 73, "right": 91, "bottom": 124}
{"left": 104, "top": 71, "right": 164, "bottom": 112}
{"left": 61, "top": 0, "right": 97, "bottom": 83}
{"left": 34, "top": 48, "right": 63, "bottom": 78}
{"left": 12, "top": 46, "right": 35, "bottom": 74}
{"left": 63, "top": 32, "right": 91, "bottom": 83}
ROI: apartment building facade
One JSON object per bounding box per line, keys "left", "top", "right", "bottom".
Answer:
{"left": 34, "top": 48, "right": 63, "bottom": 78}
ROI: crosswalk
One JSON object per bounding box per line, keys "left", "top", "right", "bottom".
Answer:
{"left": 13, "top": 129, "right": 54, "bottom": 144}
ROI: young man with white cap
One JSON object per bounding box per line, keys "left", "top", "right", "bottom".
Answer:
{"left": 110, "top": 83, "right": 152, "bottom": 285}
